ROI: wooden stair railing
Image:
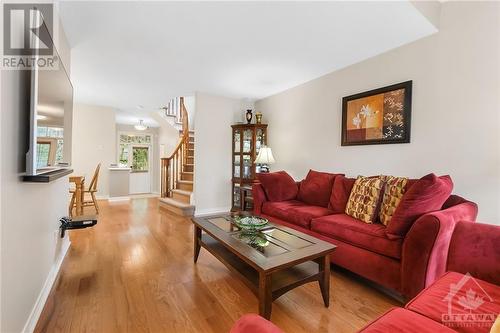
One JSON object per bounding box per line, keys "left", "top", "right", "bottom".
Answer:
{"left": 161, "top": 97, "right": 190, "bottom": 198}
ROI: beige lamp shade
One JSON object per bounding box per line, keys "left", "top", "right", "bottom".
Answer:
{"left": 255, "top": 146, "right": 275, "bottom": 164}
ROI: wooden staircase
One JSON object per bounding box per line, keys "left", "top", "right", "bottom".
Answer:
{"left": 159, "top": 97, "right": 195, "bottom": 216}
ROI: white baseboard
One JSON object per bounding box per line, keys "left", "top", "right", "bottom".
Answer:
{"left": 22, "top": 239, "right": 70, "bottom": 333}
{"left": 195, "top": 206, "right": 231, "bottom": 217}
{"left": 107, "top": 196, "right": 131, "bottom": 202}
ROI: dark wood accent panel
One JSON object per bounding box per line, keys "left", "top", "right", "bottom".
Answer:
{"left": 22, "top": 168, "right": 73, "bottom": 182}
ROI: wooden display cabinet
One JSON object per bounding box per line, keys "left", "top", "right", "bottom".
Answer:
{"left": 231, "top": 124, "right": 268, "bottom": 211}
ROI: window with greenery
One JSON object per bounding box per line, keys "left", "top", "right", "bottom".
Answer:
{"left": 118, "top": 133, "right": 151, "bottom": 171}
{"left": 132, "top": 147, "right": 149, "bottom": 172}
{"left": 119, "top": 144, "right": 129, "bottom": 165}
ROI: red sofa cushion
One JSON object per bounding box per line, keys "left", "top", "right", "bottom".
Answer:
{"left": 310, "top": 214, "right": 402, "bottom": 259}
{"left": 298, "top": 170, "right": 341, "bottom": 207}
{"left": 386, "top": 173, "right": 453, "bottom": 239}
{"left": 329, "top": 175, "right": 356, "bottom": 213}
{"left": 406, "top": 271, "right": 500, "bottom": 333}
{"left": 230, "top": 314, "right": 283, "bottom": 333}
{"left": 257, "top": 171, "right": 298, "bottom": 202}
{"left": 447, "top": 222, "right": 500, "bottom": 285}
{"left": 262, "top": 200, "right": 333, "bottom": 228}
{"left": 358, "top": 307, "right": 456, "bottom": 333}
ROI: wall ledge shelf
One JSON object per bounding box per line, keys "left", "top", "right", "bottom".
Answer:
{"left": 22, "top": 168, "right": 73, "bottom": 183}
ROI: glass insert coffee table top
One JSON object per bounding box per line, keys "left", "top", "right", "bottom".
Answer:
{"left": 207, "top": 217, "right": 240, "bottom": 232}
{"left": 263, "top": 228, "right": 313, "bottom": 249}
{"left": 206, "top": 215, "right": 315, "bottom": 256}
{"left": 233, "top": 231, "right": 288, "bottom": 257}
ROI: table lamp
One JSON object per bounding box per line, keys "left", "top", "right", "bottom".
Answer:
{"left": 255, "top": 146, "right": 275, "bottom": 173}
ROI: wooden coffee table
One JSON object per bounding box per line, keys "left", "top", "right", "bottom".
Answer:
{"left": 192, "top": 213, "right": 336, "bottom": 319}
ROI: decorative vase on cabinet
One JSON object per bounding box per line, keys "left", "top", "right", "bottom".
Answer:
{"left": 231, "top": 123, "right": 268, "bottom": 211}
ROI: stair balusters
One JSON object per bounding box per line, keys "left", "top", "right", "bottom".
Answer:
{"left": 161, "top": 97, "right": 190, "bottom": 198}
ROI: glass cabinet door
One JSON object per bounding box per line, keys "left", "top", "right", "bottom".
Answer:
{"left": 233, "top": 129, "right": 241, "bottom": 153}
{"left": 242, "top": 155, "right": 252, "bottom": 179}
{"left": 233, "top": 155, "right": 241, "bottom": 178}
{"left": 243, "top": 129, "right": 252, "bottom": 153}
{"left": 233, "top": 185, "right": 241, "bottom": 209}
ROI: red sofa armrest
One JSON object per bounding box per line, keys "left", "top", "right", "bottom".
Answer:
{"left": 401, "top": 196, "right": 478, "bottom": 298}
{"left": 447, "top": 221, "right": 500, "bottom": 285}
{"left": 252, "top": 183, "right": 267, "bottom": 215}
{"left": 230, "top": 314, "right": 283, "bottom": 333}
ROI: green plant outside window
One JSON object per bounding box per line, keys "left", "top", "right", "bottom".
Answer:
{"left": 132, "top": 147, "right": 149, "bottom": 172}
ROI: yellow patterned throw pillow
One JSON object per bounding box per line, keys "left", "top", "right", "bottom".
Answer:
{"left": 345, "top": 176, "right": 384, "bottom": 224}
{"left": 379, "top": 176, "right": 409, "bottom": 226}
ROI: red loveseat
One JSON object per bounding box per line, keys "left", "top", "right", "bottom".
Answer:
{"left": 359, "top": 221, "right": 500, "bottom": 333}
{"left": 253, "top": 170, "right": 478, "bottom": 298}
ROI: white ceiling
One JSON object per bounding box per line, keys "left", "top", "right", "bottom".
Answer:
{"left": 59, "top": 1, "right": 437, "bottom": 123}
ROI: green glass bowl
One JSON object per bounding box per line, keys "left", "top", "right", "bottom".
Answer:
{"left": 233, "top": 216, "right": 269, "bottom": 231}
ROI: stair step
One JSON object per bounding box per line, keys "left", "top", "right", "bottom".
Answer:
{"left": 159, "top": 197, "right": 195, "bottom": 216}
{"left": 172, "top": 189, "right": 192, "bottom": 203}
{"left": 177, "top": 180, "right": 193, "bottom": 191}
{"left": 172, "top": 189, "right": 192, "bottom": 196}
{"left": 181, "top": 171, "right": 193, "bottom": 181}
{"left": 183, "top": 163, "right": 194, "bottom": 172}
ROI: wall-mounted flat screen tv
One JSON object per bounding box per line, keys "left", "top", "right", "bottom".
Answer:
{"left": 26, "top": 16, "right": 73, "bottom": 175}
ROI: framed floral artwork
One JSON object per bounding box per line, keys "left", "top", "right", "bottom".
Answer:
{"left": 341, "top": 81, "right": 412, "bottom": 146}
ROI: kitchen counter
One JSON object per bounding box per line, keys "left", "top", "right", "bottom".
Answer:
{"left": 109, "top": 167, "right": 131, "bottom": 198}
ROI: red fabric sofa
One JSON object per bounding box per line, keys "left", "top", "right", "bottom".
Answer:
{"left": 229, "top": 222, "right": 499, "bottom": 333}
{"left": 359, "top": 221, "right": 500, "bottom": 333}
{"left": 253, "top": 171, "right": 478, "bottom": 299}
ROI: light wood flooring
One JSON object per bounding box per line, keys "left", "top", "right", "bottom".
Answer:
{"left": 35, "top": 198, "right": 400, "bottom": 333}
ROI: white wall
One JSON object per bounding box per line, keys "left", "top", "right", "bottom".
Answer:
{"left": 194, "top": 93, "right": 251, "bottom": 214}
{"left": 184, "top": 95, "right": 196, "bottom": 130}
{"left": 72, "top": 104, "right": 116, "bottom": 198}
{"left": 0, "top": 14, "right": 72, "bottom": 333}
{"left": 255, "top": 2, "right": 500, "bottom": 223}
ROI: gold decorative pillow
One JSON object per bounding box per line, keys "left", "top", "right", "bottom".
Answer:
{"left": 379, "top": 176, "right": 409, "bottom": 226}
{"left": 345, "top": 176, "right": 384, "bottom": 223}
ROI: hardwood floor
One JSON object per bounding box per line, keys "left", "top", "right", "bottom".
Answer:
{"left": 35, "top": 198, "right": 400, "bottom": 333}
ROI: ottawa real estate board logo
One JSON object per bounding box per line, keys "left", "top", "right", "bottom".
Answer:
{"left": 2, "top": 3, "right": 58, "bottom": 69}
{"left": 442, "top": 273, "right": 498, "bottom": 329}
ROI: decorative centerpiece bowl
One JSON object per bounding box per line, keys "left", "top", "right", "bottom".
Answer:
{"left": 233, "top": 216, "right": 269, "bottom": 231}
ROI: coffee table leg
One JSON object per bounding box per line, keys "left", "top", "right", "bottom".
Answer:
{"left": 319, "top": 254, "right": 331, "bottom": 307}
{"left": 194, "top": 225, "right": 201, "bottom": 263}
{"left": 258, "top": 273, "right": 272, "bottom": 319}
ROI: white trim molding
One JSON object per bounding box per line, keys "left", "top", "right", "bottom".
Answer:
{"left": 22, "top": 238, "right": 70, "bottom": 333}
{"left": 194, "top": 206, "right": 231, "bottom": 217}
